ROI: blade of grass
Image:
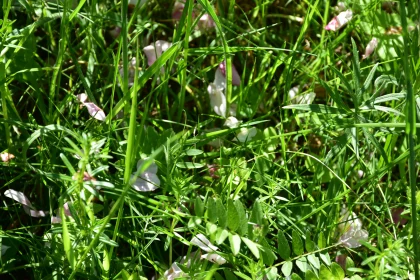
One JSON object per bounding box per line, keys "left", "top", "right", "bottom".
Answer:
{"left": 399, "top": 1, "right": 419, "bottom": 279}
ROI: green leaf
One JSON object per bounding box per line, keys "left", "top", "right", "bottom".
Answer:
{"left": 241, "top": 237, "right": 260, "bottom": 259}
{"left": 215, "top": 198, "right": 227, "bottom": 228}
{"left": 282, "top": 104, "right": 347, "bottom": 115}
{"left": 228, "top": 233, "right": 241, "bottom": 256}
{"left": 319, "top": 264, "right": 333, "bottom": 280}
{"left": 292, "top": 230, "right": 304, "bottom": 256}
{"left": 264, "top": 267, "right": 278, "bottom": 280}
{"left": 277, "top": 230, "right": 290, "bottom": 260}
{"left": 227, "top": 199, "right": 240, "bottom": 231}
{"left": 184, "top": 149, "right": 204, "bottom": 156}
{"left": 207, "top": 198, "right": 218, "bottom": 223}
{"left": 176, "top": 162, "right": 204, "bottom": 169}
{"left": 305, "top": 270, "right": 319, "bottom": 280}
{"left": 215, "top": 227, "right": 229, "bottom": 245}
{"left": 305, "top": 232, "right": 315, "bottom": 252}
{"left": 307, "top": 254, "right": 320, "bottom": 269}
{"left": 62, "top": 207, "right": 75, "bottom": 269}
{"left": 224, "top": 270, "right": 239, "bottom": 280}
{"left": 206, "top": 222, "right": 218, "bottom": 237}
{"left": 331, "top": 263, "right": 345, "bottom": 280}
{"left": 291, "top": 273, "right": 303, "bottom": 280}
{"left": 234, "top": 200, "right": 248, "bottom": 236}
{"left": 295, "top": 257, "right": 308, "bottom": 273}
{"left": 319, "top": 253, "right": 331, "bottom": 266}
{"left": 249, "top": 200, "right": 263, "bottom": 225}
{"left": 318, "top": 232, "right": 326, "bottom": 249}
{"left": 281, "top": 261, "right": 293, "bottom": 277}
{"left": 260, "top": 239, "right": 277, "bottom": 266}
{"left": 194, "top": 196, "right": 204, "bottom": 217}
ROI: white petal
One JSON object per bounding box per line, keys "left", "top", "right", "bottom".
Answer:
{"left": 201, "top": 253, "right": 226, "bottom": 265}
{"left": 84, "top": 102, "right": 106, "bottom": 121}
{"left": 143, "top": 40, "right": 171, "bottom": 66}
{"left": 77, "top": 93, "right": 88, "bottom": 103}
{"left": 214, "top": 68, "right": 226, "bottom": 90}
{"left": 23, "top": 205, "right": 48, "bottom": 218}
{"left": 4, "top": 190, "right": 33, "bottom": 207}
{"left": 288, "top": 86, "right": 299, "bottom": 100}
{"left": 163, "top": 262, "right": 183, "bottom": 279}
{"left": 207, "top": 83, "right": 227, "bottom": 117}
{"left": 325, "top": 10, "right": 353, "bottom": 31}
{"left": 235, "top": 127, "right": 257, "bottom": 142}
{"left": 51, "top": 216, "right": 62, "bottom": 224}
{"left": 136, "top": 159, "right": 158, "bottom": 174}
{"left": 295, "top": 92, "right": 316, "bottom": 104}
{"left": 131, "top": 173, "right": 160, "bottom": 192}
{"left": 224, "top": 116, "right": 241, "bottom": 128}
{"left": 1, "top": 153, "right": 15, "bottom": 162}
{"left": 191, "top": 233, "right": 219, "bottom": 252}
{"left": 339, "top": 229, "right": 368, "bottom": 248}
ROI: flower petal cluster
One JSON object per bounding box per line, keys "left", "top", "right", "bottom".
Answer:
{"left": 76, "top": 93, "right": 106, "bottom": 121}
{"left": 130, "top": 159, "right": 160, "bottom": 192}
{"left": 338, "top": 206, "right": 368, "bottom": 248}
{"left": 325, "top": 10, "right": 353, "bottom": 31}
{"left": 4, "top": 189, "right": 48, "bottom": 218}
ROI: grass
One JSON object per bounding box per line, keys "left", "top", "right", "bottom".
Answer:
{"left": 0, "top": 0, "right": 419, "bottom": 279}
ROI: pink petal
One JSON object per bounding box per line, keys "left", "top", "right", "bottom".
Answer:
{"left": 23, "top": 206, "right": 48, "bottom": 218}
{"left": 325, "top": 10, "right": 353, "bottom": 31}
{"left": 197, "top": 14, "right": 216, "bottom": 30}
{"left": 363, "top": 37, "right": 378, "bottom": 59}
{"left": 218, "top": 61, "right": 241, "bottom": 86}
{"left": 1, "top": 153, "right": 15, "bottom": 162}
{"left": 325, "top": 18, "right": 340, "bottom": 31}
{"left": 84, "top": 102, "right": 106, "bottom": 121}
{"left": 172, "top": 1, "right": 185, "bottom": 21}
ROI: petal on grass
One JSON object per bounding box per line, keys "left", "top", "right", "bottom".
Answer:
{"left": 201, "top": 253, "right": 226, "bottom": 265}
{"left": 76, "top": 93, "right": 88, "bottom": 103}
{"left": 4, "top": 190, "right": 33, "bottom": 207}
{"left": 325, "top": 10, "right": 353, "bottom": 31}
{"left": 191, "top": 233, "right": 219, "bottom": 252}
{"left": 84, "top": 102, "right": 106, "bottom": 121}
{"left": 1, "top": 153, "right": 15, "bottom": 162}
{"left": 362, "top": 37, "right": 378, "bottom": 59}
{"left": 218, "top": 61, "right": 241, "bottom": 86}
{"left": 131, "top": 172, "right": 160, "bottom": 192}
{"left": 23, "top": 206, "right": 48, "bottom": 218}
{"left": 143, "top": 40, "right": 172, "bottom": 66}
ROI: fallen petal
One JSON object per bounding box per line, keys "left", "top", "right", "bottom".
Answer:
{"left": 143, "top": 40, "right": 172, "bottom": 66}
{"left": 191, "top": 233, "right": 219, "bottom": 252}
{"left": 131, "top": 172, "right": 160, "bottom": 192}
{"left": 1, "top": 153, "right": 15, "bottom": 162}
{"left": 84, "top": 102, "right": 106, "bottom": 121}
{"left": 4, "top": 190, "right": 33, "bottom": 207}
{"left": 363, "top": 37, "right": 378, "bottom": 59}
{"left": 325, "top": 10, "right": 353, "bottom": 31}
{"left": 24, "top": 206, "right": 48, "bottom": 218}
{"left": 172, "top": 1, "right": 185, "bottom": 21}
